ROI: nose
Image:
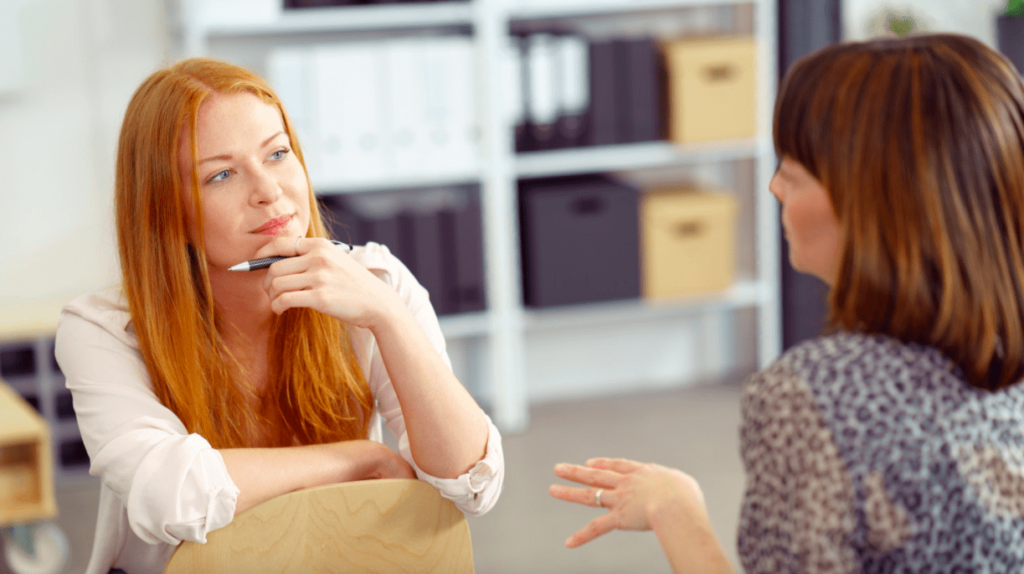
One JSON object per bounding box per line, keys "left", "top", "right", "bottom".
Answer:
{"left": 768, "top": 171, "right": 784, "bottom": 203}
{"left": 250, "top": 165, "right": 283, "bottom": 206}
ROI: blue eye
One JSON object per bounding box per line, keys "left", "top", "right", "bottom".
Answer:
{"left": 206, "top": 170, "right": 230, "bottom": 184}
{"left": 271, "top": 149, "right": 289, "bottom": 161}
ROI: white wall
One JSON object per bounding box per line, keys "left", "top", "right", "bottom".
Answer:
{"left": 843, "top": 0, "right": 1005, "bottom": 44}
{"left": 0, "top": 0, "right": 170, "bottom": 308}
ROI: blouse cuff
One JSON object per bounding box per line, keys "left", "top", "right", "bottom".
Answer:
{"left": 96, "top": 424, "right": 239, "bottom": 545}
{"left": 399, "top": 415, "right": 504, "bottom": 517}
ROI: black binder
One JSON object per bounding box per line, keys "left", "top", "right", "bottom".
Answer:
{"left": 587, "top": 40, "right": 620, "bottom": 147}
{"left": 617, "top": 38, "right": 663, "bottom": 143}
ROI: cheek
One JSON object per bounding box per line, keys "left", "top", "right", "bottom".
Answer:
{"left": 784, "top": 197, "right": 843, "bottom": 273}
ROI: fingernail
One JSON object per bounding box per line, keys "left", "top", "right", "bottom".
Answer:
{"left": 555, "top": 463, "right": 568, "bottom": 472}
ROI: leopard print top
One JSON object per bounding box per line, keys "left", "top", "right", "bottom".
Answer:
{"left": 738, "top": 331, "right": 1024, "bottom": 573}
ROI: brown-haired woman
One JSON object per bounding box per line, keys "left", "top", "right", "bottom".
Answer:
{"left": 54, "top": 58, "right": 503, "bottom": 574}
{"left": 551, "top": 33, "right": 1024, "bottom": 573}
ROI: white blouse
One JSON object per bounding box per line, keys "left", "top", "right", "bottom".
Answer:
{"left": 54, "top": 243, "right": 504, "bottom": 574}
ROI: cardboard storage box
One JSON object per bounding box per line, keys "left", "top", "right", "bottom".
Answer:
{"left": 663, "top": 36, "right": 756, "bottom": 144}
{"left": 520, "top": 174, "right": 640, "bottom": 307}
{"left": 641, "top": 188, "right": 738, "bottom": 298}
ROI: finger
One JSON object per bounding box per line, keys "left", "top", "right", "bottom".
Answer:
{"left": 554, "top": 463, "right": 621, "bottom": 488}
{"left": 269, "top": 288, "right": 326, "bottom": 315}
{"left": 261, "top": 254, "right": 315, "bottom": 290}
{"left": 565, "top": 514, "right": 618, "bottom": 548}
{"left": 265, "top": 272, "right": 313, "bottom": 302}
{"left": 549, "top": 484, "right": 608, "bottom": 507}
{"left": 585, "top": 458, "right": 645, "bottom": 473}
{"left": 253, "top": 235, "right": 306, "bottom": 260}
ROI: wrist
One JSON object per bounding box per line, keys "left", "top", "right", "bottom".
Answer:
{"left": 365, "top": 295, "right": 414, "bottom": 338}
{"left": 645, "top": 474, "right": 712, "bottom": 537}
{"left": 329, "top": 440, "right": 383, "bottom": 482}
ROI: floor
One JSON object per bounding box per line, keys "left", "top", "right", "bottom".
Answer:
{"left": 1, "top": 377, "right": 749, "bottom": 574}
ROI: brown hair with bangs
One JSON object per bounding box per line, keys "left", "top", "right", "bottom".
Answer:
{"left": 116, "top": 57, "right": 373, "bottom": 448}
{"left": 774, "top": 33, "right": 1024, "bottom": 390}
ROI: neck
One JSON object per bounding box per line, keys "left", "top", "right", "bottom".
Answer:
{"left": 208, "top": 266, "right": 275, "bottom": 343}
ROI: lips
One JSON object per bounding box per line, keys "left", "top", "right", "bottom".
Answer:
{"left": 250, "top": 214, "right": 292, "bottom": 235}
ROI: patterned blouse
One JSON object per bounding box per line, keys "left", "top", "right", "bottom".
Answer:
{"left": 738, "top": 331, "right": 1024, "bottom": 573}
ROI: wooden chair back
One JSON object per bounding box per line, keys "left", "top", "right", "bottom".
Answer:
{"left": 163, "top": 478, "right": 474, "bottom": 574}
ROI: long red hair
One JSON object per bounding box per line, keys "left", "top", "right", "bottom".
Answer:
{"left": 115, "top": 57, "right": 373, "bottom": 447}
{"left": 775, "top": 34, "right": 1024, "bottom": 390}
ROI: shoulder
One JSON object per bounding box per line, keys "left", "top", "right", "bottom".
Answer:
{"left": 57, "top": 286, "right": 137, "bottom": 350}
{"left": 349, "top": 242, "right": 417, "bottom": 288}
{"left": 348, "top": 242, "right": 429, "bottom": 308}
{"left": 765, "top": 331, "right": 957, "bottom": 398}
{"left": 743, "top": 332, "right": 959, "bottom": 441}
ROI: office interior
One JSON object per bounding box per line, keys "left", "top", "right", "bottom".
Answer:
{"left": 0, "top": 0, "right": 1010, "bottom": 572}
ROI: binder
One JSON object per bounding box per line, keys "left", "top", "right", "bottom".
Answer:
{"left": 399, "top": 211, "right": 452, "bottom": 315}
{"left": 502, "top": 35, "right": 529, "bottom": 153}
{"left": 439, "top": 196, "right": 486, "bottom": 313}
{"left": 317, "top": 195, "right": 363, "bottom": 245}
{"left": 586, "top": 39, "right": 620, "bottom": 147}
{"left": 555, "top": 34, "right": 590, "bottom": 148}
{"left": 617, "top": 38, "right": 663, "bottom": 143}
{"left": 384, "top": 38, "right": 432, "bottom": 178}
{"left": 285, "top": 0, "right": 359, "bottom": 7}
{"left": 420, "top": 37, "right": 479, "bottom": 177}
{"left": 525, "top": 34, "right": 560, "bottom": 150}
{"left": 266, "top": 48, "right": 316, "bottom": 173}
{"left": 313, "top": 42, "right": 390, "bottom": 187}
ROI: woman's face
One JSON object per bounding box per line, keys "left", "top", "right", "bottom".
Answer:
{"left": 769, "top": 157, "right": 843, "bottom": 285}
{"left": 179, "top": 91, "right": 310, "bottom": 270}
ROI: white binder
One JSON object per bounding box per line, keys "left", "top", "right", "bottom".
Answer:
{"left": 420, "top": 37, "right": 479, "bottom": 177}
{"left": 313, "top": 42, "right": 390, "bottom": 187}
{"left": 384, "top": 38, "right": 432, "bottom": 179}
{"left": 266, "top": 47, "right": 317, "bottom": 176}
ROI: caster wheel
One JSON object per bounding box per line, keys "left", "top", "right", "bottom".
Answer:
{"left": 3, "top": 523, "right": 69, "bottom": 574}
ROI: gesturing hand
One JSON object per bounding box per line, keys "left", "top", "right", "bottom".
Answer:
{"left": 549, "top": 457, "right": 710, "bottom": 548}
{"left": 254, "top": 236, "right": 405, "bottom": 330}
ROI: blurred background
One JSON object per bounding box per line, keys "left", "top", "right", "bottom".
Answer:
{"left": 0, "top": 0, "right": 1012, "bottom": 572}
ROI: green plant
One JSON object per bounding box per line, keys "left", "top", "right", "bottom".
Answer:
{"left": 887, "top": 12, "right": 917, "bottom": 36}
{"left": 1008, "top": 0, "right": 1024, "bottom": 16}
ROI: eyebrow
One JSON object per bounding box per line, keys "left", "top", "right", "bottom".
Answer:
{"left": 198, "top": 131, "right": 287, "bottom": 165}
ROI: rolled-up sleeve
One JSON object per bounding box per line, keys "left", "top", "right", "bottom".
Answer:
{"left": 55, "top": 310, "right": 240, "bottom": 545}
{"left": 357, "top": 243, "right": 505, "bottom": 516}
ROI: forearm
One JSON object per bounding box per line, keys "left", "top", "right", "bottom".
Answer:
{"left": 371, "top": 308, "right": 488, "bottom": 479}
{"left": 220, "top": 440, "right": 377, "bottom": 516}
{"left": 649, "top": 500, "right": 735, "bottom": 574}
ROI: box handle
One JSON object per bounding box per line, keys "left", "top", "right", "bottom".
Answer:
{"left": 703, "top": 65, "right": 735, "bottom": 82}
{"left": 674, "top": 221, "right": 704, "bottom": 237}
{"left": 571, "top": 196, "right": 606, "bottom": 215}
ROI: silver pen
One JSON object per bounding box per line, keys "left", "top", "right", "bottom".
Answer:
{"left": 227, "top": 240, "right": 352, "bottom": 272}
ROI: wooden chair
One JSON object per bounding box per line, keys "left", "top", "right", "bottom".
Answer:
{"left": 163, "top": 478, "right": 474, "bottom": 574}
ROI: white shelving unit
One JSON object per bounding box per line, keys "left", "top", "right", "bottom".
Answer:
{"left": 177, "top": 0, "right": 780, "bottom": 433}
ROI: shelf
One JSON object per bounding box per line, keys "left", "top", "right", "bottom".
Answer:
{"left": 438, "top": 311, "right": 491, "bottom": 339}
{"left": 522, "top": 279, "right": 768, "bottom": 332}
{"left": 515, "top": 139, "right": 759, "bottom": 179}
{"left": 313, "top": 169, "right": 482, "bottom": 195}
{"left": 200, "top": 3, "right": 475, "bottom": 38}
{"left": 507, "top": 0, "right": 748, "bottom": 21}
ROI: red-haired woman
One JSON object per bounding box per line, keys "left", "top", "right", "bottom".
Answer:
{"left": 552, "top": 33, "right": 1024, "bottom": 573}
{"left": 55, "top": 58, "right": 503, "bottom": 574}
